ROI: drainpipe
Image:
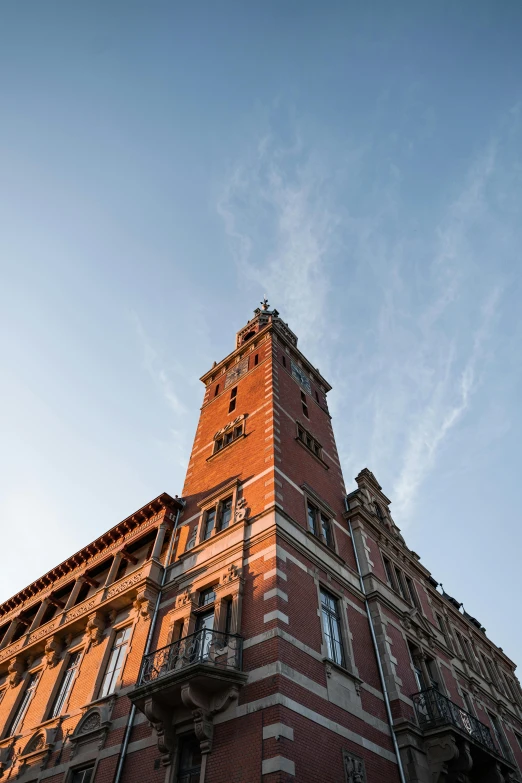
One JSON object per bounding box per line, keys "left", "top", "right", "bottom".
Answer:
{"left": 344, "top": 497, "right": 407, "bottom": 783}
{"left": 113, "top": 501, "right": 184, "bottom": 783}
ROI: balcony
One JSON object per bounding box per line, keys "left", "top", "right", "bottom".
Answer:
{"left": 129, "top": 629, "right": 247, "bottom": 760}
{"left": 412, "top": 688, "right": 518, "bottom": 781}
{"left": 140, "top": 628, "right": 243, "bottom": 683}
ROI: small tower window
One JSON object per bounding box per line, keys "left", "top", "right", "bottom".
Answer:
{"left": 214, "top": 384, "right": 220, "bottom": 397}
{"left": 282, "top": 356, "right": 287, "bottom": 368}
{"left": 301, "top": 391, "right": 309, "bottom": 418}
{"left": 228, "top": 387, "right": 237, "bottom": 413}
{"left": 254, "top": 354, "right": 259, "bottom": 366}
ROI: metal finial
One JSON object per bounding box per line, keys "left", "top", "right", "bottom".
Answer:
{"left": 260, "top": 297, "right": 270, "bottom": 311}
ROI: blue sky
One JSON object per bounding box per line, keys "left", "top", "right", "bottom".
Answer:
{"left": 1, "top": 2, "right": 522, "bottom": 661}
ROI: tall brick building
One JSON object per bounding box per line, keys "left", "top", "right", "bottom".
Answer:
{"left": 0, "top": 302, "right": 521, "bottom": 783}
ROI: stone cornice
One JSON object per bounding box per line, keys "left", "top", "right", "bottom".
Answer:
{"left": 199, "top": 322, "right": 332, "bottom": 392}
{"left": 0, "top": 493, "right": 182, "bottom": 622}
{"left": 0, "top": 560, "right": 162, "bottom": 670}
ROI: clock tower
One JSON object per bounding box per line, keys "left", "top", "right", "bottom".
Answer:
{"left": 176, "top": 299, "right": 352, "bottom": 565}
{"left": 141, "top": 301, "right": 400, "bottom": 781}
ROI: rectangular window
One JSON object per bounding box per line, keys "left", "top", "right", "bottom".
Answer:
{"left": 394, "top": 567, "right": 407, "bottom": 600}
{"left": 199, "top": 588, "right": 216, "bottom": 607}
{"left": 435, "top": 613, "right": 454, "bottom": 652}
{"left": 7, "top": 671, "right": 40, "bottom": 736}
{"left": 213, "top": 422, "right": 243, "bottom": 454}
{"left": 177, "top": 734, "right": 202, "bottom": 783}
{"left": 254, "top": 354, "right": 259, "bottom": 366}
{"left": 320, "top": 513, "right": 334, "bottom": 549}
{"left": 228, "top": 387, "right": 237, "bottom": 413}
{"left": 315, "top": 390, "right": 320, "bottom": 403}
{"left": 70, "top": 766, "right": 95, "bottom": 783}
{"left": 488, "top": 712, "right": 509, "bottom": 756}
{"left": 223, "top": 599, "right": 233, "bottom": 638}
{"left": 99, "top": 627, "right": 131, "bottom": 698}
{"left": 307, "top": 501, "right": 317, "bottom": 535}
{"left": 296, "top": 424, "right": 322, "bottom": 460}
{"left": 307, "top": 501, "right": 334, "bottom": 549}
{"left": 282, "top": 356, "right": 286, "bottom": 368}
{"left": 405, "top": 576, "right": 419, "bottom": 608}
{"left": 462, "top": 691, "right": 475, "bottom": 716}
{"left": 202, "top": 508, "right": 216, "bottom": 540}
{"left": 50, "top": 651, "right": 82, "bottom": 717}
{"left": 217, "top": 496, "right": 233, "bottom": 532}
{"left": 301, "top": 391, "right": 309, "bottom": 418}
{"left": 214, "top": 384, "right": 220, "bottom": 397}
{"left": 320, "top": 589, "right": 345, "bottom": 667}
{"left": 382, "top": 556, "right": 395, "bottom": 587}
{"left": 483, "top": 655, "right": 498, "bottom": 686}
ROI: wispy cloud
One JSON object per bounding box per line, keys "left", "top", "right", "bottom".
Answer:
{"left": 132, "top": 312, "right": 186, "bottom": 416}
{"left": 393, "top": 285, "right": 502, "bottom": 519}
{"left": 217, "top": 133, "right": 340, "bottom": 347}
{"left": 217, "top": 115, "right": 517, "bottom": 526}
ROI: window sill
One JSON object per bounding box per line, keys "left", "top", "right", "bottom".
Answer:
{"left": 295, "top": 437, "right": 329, "bottom": 469}
{"left": 180, "top": 518, "right": 247, "bottom": 560}
{"left": 206, "top": 432, "right": 248, "bottom": 462}
{"left": 323, "top": 657, "right": 362, "bottom": 685}
{"left": 305, "top": 531, "right": 344, "bottom": 564}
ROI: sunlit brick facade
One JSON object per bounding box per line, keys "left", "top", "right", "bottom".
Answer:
{"left": 1, "top": 303, "right": 521, "bottom": 783}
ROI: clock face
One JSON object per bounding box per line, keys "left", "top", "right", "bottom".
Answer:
{"left": 291, "top": 360, "right": 312, "bottom": 395}
{"left": 225, "top": 357, "right": 249, "bottom": 388}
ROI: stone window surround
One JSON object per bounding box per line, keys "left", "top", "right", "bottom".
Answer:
{"left": 208, "top": 415, "right": 248, "bottom": 460}
{"left": 313, "top": 579, "right": 357, "bottom": 680}
{"left": 167, "top": 563, "right": 243, "bottom": 645}
{"left": 195, "top": 480, "right": 241, "bottom": 548}
{"left": 379, "top": 550, "right": 421, "bottom": 612}
{"left": 295, "top": 422, "right": 329, "bottom": 470}
{"left": 1, "top": 662, "right": 45, "bottom": 741}
{"left": 301, "top": 486, "right": 338, "bottom": 555}
{"left": 90, "top": 620, "right": 136, "bottom": 704}
{"left": 406, "top": 638, "right": 446, "bottom": 695}
{"left": 43, "top": 642, "right": 86, "bottom": 722}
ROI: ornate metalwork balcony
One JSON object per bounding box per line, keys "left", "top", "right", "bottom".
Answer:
{"left": 139, "top": 629, "right": 243, "bottom": 685}
{"left": 129, "top": 629, "right": 247, "bottom": 761}
{"left": 412, "top": 688, "right": 505, "bottom": 758}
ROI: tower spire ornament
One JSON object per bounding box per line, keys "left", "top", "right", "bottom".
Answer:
{"left": 260, "top": 297, "right": 270, "bottom": 311}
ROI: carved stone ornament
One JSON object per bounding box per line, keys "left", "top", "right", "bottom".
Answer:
{"left": 24, "top": 733, "right": 46, "bottom": 755}
{"left": 175, "top": 590, "right": 193, "bottom": 609}
{"left": 84, "top": 611, "right": 105, "bottom": 647}
{"left": 214, "top": 414, "right": 246, "bottom": 440}
{"left": 44, "top": 635, "right": 62, "bottom": 668}
{"left": 234, "top": 497, "right": 250, "bottom": 523}
{"left": 78, "top": 713, "right": 101, "bottom": 734}
{"left": 185, "top": 527, "right": 198, "bottom": 552}
{"left": 133, "top": 587, "right": 156, "bottom": 621}
{"left": 180, "top": 681, "right": 240, "bottom": 755}
{"left": 69, "top": 703, "right": 113, "bottom": 758}
{"left": 220, "top": 564, "right": 242, "bottom": 586}
{"left": 18, "top": 727, "right": 57, "bottom": 773}
{"left": 143, "top": 697, "right": 176, "bottom": 764}
{"left": 8, "top": 657, "right": 24, "bottom": 688}
{"left": 0, "top": 743, "right": 15, "bottom": 776}
{"left": 424, "top": 733, "right": 473, "bottom": 782}
{"left": 343, "top": 750, "right": 366, "bottom": 783}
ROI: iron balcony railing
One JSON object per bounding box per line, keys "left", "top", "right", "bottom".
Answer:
{"left": 139, "top": 628, "right": 243, "bottom": 685}
{"left": 412, "top": 688, "right": 506, "bottom": 758}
